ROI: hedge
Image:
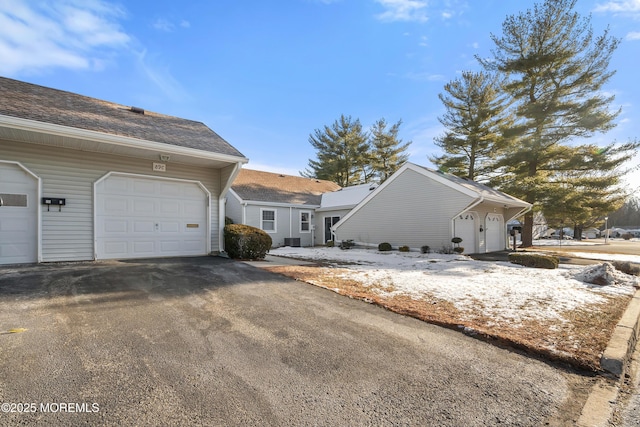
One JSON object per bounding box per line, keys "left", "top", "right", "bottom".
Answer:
{"left": 224, "top": 224, "right": 272, "bottom": 260}
{"left": 508, "top": 252, "right": 559, "bottom": 269}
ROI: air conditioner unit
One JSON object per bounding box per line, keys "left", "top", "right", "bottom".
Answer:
{"left": 284, "top": 238, "right": 301, "bottom": 247}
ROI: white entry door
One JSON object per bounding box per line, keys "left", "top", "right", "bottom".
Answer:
{"left": 0, "top": 162, "right": 38, "bottom": 265}
{"left": 454, "top": 212, "right": 477, "bottom": 254}
{"left": 485, "top": 213, "right": 505, "bottom": 252}
{"left": 95, "top": 174, "right": 209, "bottom": 260}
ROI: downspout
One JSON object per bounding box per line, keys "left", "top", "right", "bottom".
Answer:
{"left": 219, "top": 162, "right": 243, "bottom": 253}
{"left": 289, "top": 207, "right": 293, "bottom": 239}
{"left": 242, "top": 203, "right": 247, "bottom": 224}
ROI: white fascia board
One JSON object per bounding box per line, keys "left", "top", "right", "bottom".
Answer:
{"left": 316, "top": 204, "right": 357, "bottom": 212}
{"left": 227, "top": 188, "right": 244, "bottom": 204}
{"left": 482, "top": 194, "right": 532, "bottom": 208}
{"left": 242, "top": 200, "right": 321, "bottom": 209}
{"left": 506, "top": 205, "right": 533, "bottom": 223}
{"left": 0, "top": 114, "right": 249, "bottom": 165}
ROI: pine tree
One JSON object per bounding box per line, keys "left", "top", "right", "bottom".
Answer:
{"left": 480, "top": 0, "right": 623, "bottom": 247}
{"left": 302, "top": 115, "right": 370, "bottom": 187}
{"left": 369, "top": 118, "right": 411, "bottom": 183}
{"left": 540, "top": 142, "right": 637, "bottom": 238}
{"left": 431, "top": 71, "right": 512, "bottom": 182}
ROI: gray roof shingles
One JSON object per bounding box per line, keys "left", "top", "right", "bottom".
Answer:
{"left": 0, "top": 76, "right": 245, "bottom": 158}
{"left": 232, "top": 169, "right": 341, "bottom": 205}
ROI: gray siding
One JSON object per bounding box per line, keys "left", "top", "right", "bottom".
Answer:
{"left": 225, "top": 193, "right": 243, "bottom": 224}
{"left": 242, "top": 204, "right": 315, "bottom": 247}
{"left": 1, "top": 139, "right": 222, "bottom": 262}
{"left": 334, "top": 169, "right": 473, "bottom": 250}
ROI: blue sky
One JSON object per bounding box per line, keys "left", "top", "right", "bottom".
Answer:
{"left": 1, "top": 0, "right": 638, "bottom": 190}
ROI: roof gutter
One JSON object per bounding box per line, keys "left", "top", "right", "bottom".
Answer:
{"left": 450, "top": 195, "right": 484, "bottom": 240}
{"left": 0, "top": 114, "right": 249, "bottom": 165}
{"left": 218, "top": 162, "right": 244, "bottom": 252}
{"left": 506, "top": 205, "right": 533, "bottom": 223}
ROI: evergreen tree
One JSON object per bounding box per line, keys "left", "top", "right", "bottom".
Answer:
{"left": 540, "top": 142, "right": 637, "bottom": 239}
{"left": 303, "top": 116, "right": 411, "bottom": 186}
{"left": 431, "top": 71, "right": 512, "bottom": 182}
{"left": 302, "top": 115, "right": 369, "bottom": 187}
{"left": 608, "top": 196, "right": 640, "bottom": 228}
{"left": 480, "top": 0, "right": 623, "bottom": 247}
{"left": 370, "top": 118, "right": 411, "bottom": 183}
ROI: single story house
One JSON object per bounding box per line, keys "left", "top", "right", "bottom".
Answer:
{"left": 226, "top": 169, "right": 340, "bottom": 247}
{"left": 332, "top": 163, "right": 532, "bottom": 254}
{"left": 0, "top": 77, "right": 247, "bottom": 265}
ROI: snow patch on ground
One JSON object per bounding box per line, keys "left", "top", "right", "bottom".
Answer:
{"left": 271, "top": 246, "right": 637, "bottom": 325}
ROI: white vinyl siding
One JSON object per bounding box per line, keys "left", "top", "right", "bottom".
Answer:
{"left": 334, "top": 169, "right": 474, "bottom": 250}
{"left": 1, "top": 139, "right": 222, "bottom": 262}
{"left": 225, "top": 192, "right": 243, "bottom": 225}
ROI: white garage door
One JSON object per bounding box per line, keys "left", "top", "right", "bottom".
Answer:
{"left": 95, "top": 174, "right": 209, "bottom": 260}
{"left": 485, "top": 213, "right": 505, "bottom": 252}
{"left": 454, "top": 212, "right": 477, "bottom": 254}
{"left": 0, "top": 162, "right": 38, "bottom": 265}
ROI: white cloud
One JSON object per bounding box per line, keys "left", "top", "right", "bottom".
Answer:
{"left": 135, "top": 49, "right": 189, "bottom": 102}
{"left": 405, "top": 71, "right": 446, "bottom": 81}
{"left": 152, "top": 17, "right": 191, "bottom": 32}
{"left": 626, "top": 31, "right": 640, "bottom": 39}
{"left": 375, "top": 0, "right": 429, "bottom": 23}
{"left": 153, "top": 18, "right": 174, "bottom": 32}
{"left": 594, "top": 0, "right": 640, "bottom": 13}
{"left": 0, "top": 0, "right": 130, "bottom": 75}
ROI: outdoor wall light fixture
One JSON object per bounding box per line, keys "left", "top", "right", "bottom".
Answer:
{"left": 159, "top": 154, "right": 170, "bottom": 162}
{"left": 479, "top": 226, "right": 484, "bottom": 232}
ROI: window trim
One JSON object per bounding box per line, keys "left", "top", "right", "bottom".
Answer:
{"left": 300, "top": 210, "right": 311, "bottom": 233}
{"left": 260, "top": 208, "right": 277, "bottom": 233}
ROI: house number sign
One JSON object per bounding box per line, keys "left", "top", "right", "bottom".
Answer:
{"left": 153, "top": 162, "right": 167, "bottom": 172}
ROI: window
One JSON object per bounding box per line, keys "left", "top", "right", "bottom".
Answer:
{"left": 261, "top": 209, "right": 276, "bottom": 232}
{"left": 0, "top": 193, "right": 27, "bottom": 207}
{"left": 300, "top": 211, "right": 311, "bottom": 233}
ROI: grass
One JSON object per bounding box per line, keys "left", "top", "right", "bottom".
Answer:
{"left": 265, "top": 264, "right": 631, "bottom": 372}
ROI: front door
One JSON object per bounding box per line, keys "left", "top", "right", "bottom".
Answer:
{"left": 324, "top": 216, "right": 340, "bottom": 243}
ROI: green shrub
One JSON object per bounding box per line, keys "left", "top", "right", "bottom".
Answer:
{"left": 508, "top": 253, "right": 559, "bottom": 269}
{"left": 622, "top": 233, "right": 633, "bottom": 240}
{"left": 326, "top": 240, "right": 335, "bottom": 247}
{"left": 378, "top": 242, "right": 392, "bottom": 251}
{"left": 453, "top": 247, "right": 464, "bottom": 254}
{"left": 225, "top": 216, "right": 234, "bottom": 225}
{"left": 224, "top": 224, "right": 272, "bottom": 260}
{"left": 612, "top": 261, "right": 640, "bottom": 276}
{"left": 420, "top": 245, "right": 431, "bottom": 254}
{"left": 339, "top": 239, "right": 355, "bottom": 250}
{"left": 399, "top": 245, "right": 410, "bottom": 252}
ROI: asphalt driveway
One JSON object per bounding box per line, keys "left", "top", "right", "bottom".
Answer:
{"left": 0, "top": 257, "right": 590, "bottom": 426}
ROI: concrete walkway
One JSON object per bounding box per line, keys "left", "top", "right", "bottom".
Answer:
{"left": 242, "top": 254, "right": 317, "bottom": 268}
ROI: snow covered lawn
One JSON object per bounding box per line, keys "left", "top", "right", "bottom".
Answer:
{"left": 267, "top": 246, "right": 640, "bottom": 371}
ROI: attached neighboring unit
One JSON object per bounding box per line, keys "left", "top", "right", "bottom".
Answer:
{"left": 0, "top": 77, "right": 247, "bottom": 265}
{"left": 226, "top": 169, "right": 340, "bottom": 248}
{"left": 332, "top": 163, "right": 532, "bottom": 254}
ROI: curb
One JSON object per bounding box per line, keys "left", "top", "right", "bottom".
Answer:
{"left": 601, "top": 290, "right": 640, "bottom": 377}
{"left": 577, "top": 288, "right": 640, "bottom": 426}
